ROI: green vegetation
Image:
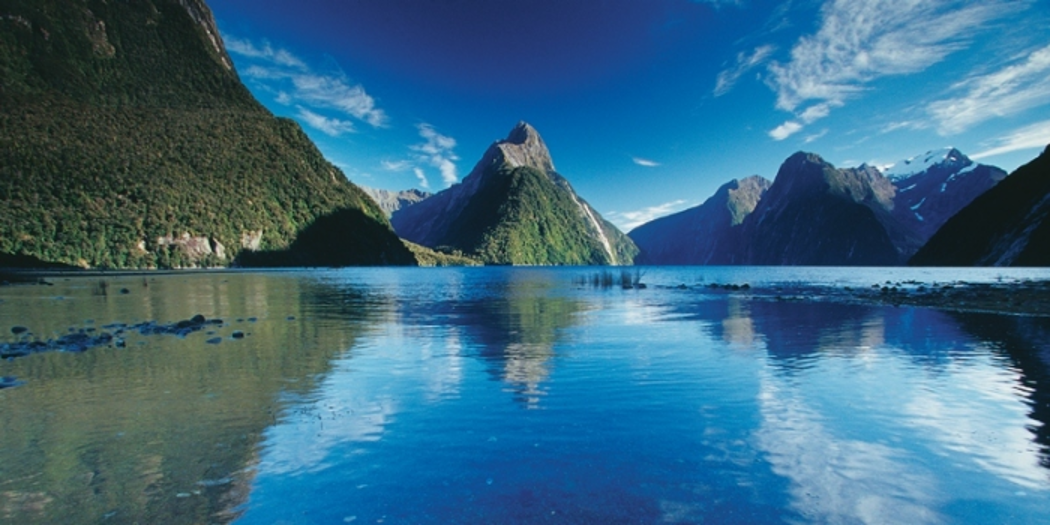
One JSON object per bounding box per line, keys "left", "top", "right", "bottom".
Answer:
{"left": 437, "top": 166, "right": 638, "bottom": 265}
{"left": 402, "top": 240, "right": 482, "bottom": 267}
{"left": 0, "top": 0, "right": 412, "bottom": 268}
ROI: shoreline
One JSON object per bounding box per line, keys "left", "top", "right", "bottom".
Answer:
{"left": 5, "top": 267, "right": 1049, "bottom": 317}
{"left": 691, "top": 279, "right": 1050, "bottom": 317}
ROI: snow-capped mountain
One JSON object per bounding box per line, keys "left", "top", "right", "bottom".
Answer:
{"left": 912, "top": 145, "right": 1050, "bottom": 266}
{"left": 882, "top": 147, "right": 970, "bottom": 181}
{"left": 879, "top": 148, "right": 1007, "bottom": 242}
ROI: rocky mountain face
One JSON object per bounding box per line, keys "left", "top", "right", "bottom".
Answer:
{"left": 911, "top": 145, "right": 1050, "bottom": 267}
{"left": 885, "top": 148, "right": 1008, "bottom": 242}
{"left": 632, "top": 147, "right": 1008, "bottom": 266}
{"left": 361, "top": 187, "right": 432, "bottom": 217}
{"left": 629, "top": 176, "right": 770, "bottom": 264}
{"left": 740, "top": 152, "right": 902, "bottom": 265}
{"left": 0, "top": 0, "right": 413, "bottom": 268}
{"left": 391, "top": 122, "right": 637, "bottom": 265}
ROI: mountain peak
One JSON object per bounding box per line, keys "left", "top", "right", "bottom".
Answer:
{"left": 883, "top": 147, "right": 972, "bottom": 181}
{"left": 464, "top": 121, "right": 555, "bottom": 177}
{"left": 506, "top": 121, "right": 540, "bottom": 144}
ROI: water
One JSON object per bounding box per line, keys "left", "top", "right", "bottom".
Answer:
{"left": 1, "top": 267, "right": 1049, "bottom": 524}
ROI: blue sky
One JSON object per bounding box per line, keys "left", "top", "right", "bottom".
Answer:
{"left": 208, "top": 0, "right": 1050, "bottom": 231}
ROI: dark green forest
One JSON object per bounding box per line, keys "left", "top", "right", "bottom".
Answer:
{"left": 0, "top": 0, "right": 413, "bottom": 268}
{"left": 437, "top": 166, "right": 637, "bottom": 265}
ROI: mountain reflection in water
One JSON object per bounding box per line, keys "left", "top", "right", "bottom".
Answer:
{"left": 1, "top": 267, "right": 1049, "bottom": 524}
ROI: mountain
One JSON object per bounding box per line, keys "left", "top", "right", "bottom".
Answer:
{"left": 740, "top": 152, "right": 901, "bottom": 265}
{"left": 629, "top": 176, "right": 770, "bottom": 264}
{"left": 361, "top": 187, "right": 432, "bottom": 217}
{"left": 0, "top": 0, "right": 413, "bottom": 268}
{"left": 390, "top": 122, "right": 637, "bottom": 265}
{"left": 883, "top": 147, "right": 1008, "bottom": 242}
{"left": 910, "top": 145, "right": 1050, "bottom": 267}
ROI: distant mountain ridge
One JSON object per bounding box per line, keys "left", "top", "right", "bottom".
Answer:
{"left": 630, "top": 147, "right": 1008, "bottom": 266}
{"left": 886, "top": 148, "right": 1007, "bottom": 242}
{"left": 630, "top": 176, "right": 770, "bottom": 264}
{"left": 361, "top": 187, "right": 432, "bottom": 217}
{"left": 911, "top": 145, "right": 1050, "bottom": 266}
{"left": 740, "top": 152, "right": 901, "bottom": 265}
{"left": 391, "top": 122, "right": 637, "bottom": 265}
{"left": 0, "top": 0, "right": 413, "bottom": 268}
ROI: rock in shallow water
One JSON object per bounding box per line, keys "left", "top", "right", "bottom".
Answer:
{"left": 0, "top": 376, "right": 25, "bottom": 389}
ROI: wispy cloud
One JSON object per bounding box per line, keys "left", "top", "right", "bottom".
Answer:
{"left": 296, "top": 107, "right": 355, "bottom": 136}
{"left": 411, "top": 124, "right": 459, "bottom": 187}
{"left": 413, "top": 167, "right": 430, "bottom": 189}
{"left": 972, "top": 119, "right": 1050, "bottom": 160}
{"left": 804, "top": 129, "right": 828, "bottom": 143}
{"left": 928, "top": 44, "right": 1050, "bottom": 136}
{"left": 765, "top": 0, "right": 1022, "bottom": 139}
{"left": 607, "top": 200, "right": 690, "bottom": 231}
{"left": 224, "top": 36, "right": 307, "bottom": 70}
{"left": 383, "top": 124, "right": 460, "bottom": 189}
{"left": 769, "top": 121, "right": 803, "bottom": 141}
{"left": 714, "top": 45, "right": 776, "bottom": 97}
{"left": 225, "top": 33, "right": 388, "bottom": 133}
{"left": 381, "top": 160, "right": 412, "bottom": 171}
{"left": 632, "top": 157, "right": 661, "bottom": 167}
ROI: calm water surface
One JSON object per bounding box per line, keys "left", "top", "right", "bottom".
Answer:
{"left": 1, "top": 267, "right": 1049, "bottom": 524}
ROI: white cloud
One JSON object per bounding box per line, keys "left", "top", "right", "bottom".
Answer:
{"left": 607, "top": 200, "right": 690, "bottom": 231}
{"left": 804, "top": 129, "right": 828, "bottom": 143}
{"left": 769, "top": 120, "right": 803, "bottom": 141}
{"left": 296, "top": 107, "right": 355, "bottom": 136}
{"left": 971, "top": 119, "right": 1050, "bottom": 160}
{"left": 765, "top": 0, "right": 1022, "bottom": 138}
{"left": 714, "top": 45, "right": 776, "bottom": 97}
{"left": 632, "top": 157, "right": 661, "bottom": 167}
{"left": 798, "top": 102, "right": 836, "bottom": 124}
{"left": 928, "top": 44, "right": 1050, "bottom": 136}
{"left": 224, "top": 36, "right": 307, "bottom": 70}
{"left": 291, "top": 73, "right": 388, "bottom": 128}
{"left": 223, "top": 33, "right": 388, "bottom": 130}
{"left": 381, "top": 160, "right": 412, "bottom": 171}
{"left": 413, "top": 167, "right": 430, "bottom": 189}
{"left": 411, "top": 124, "right": 459, "bottom": 187}
{"left": 880, "top": 120, "right": 921, "bottom": 134}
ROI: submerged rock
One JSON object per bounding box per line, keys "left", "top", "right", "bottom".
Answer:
{"left": 1, "top": 314, "right": 229, "bottom": 359}
{"left": 0, "top": 376, "right": 25, "bottom": 389}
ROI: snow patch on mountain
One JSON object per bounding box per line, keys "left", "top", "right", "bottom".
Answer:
{"left": 882, "top": 147, "right": 967, "bottom": 181}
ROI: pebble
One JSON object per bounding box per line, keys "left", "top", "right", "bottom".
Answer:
{"left": 10, "top": 326, "right": 27, "bottom": 335}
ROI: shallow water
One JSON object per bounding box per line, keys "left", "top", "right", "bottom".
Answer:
{"left": 1, "top": 267, "right": 1049, "bottom": 524}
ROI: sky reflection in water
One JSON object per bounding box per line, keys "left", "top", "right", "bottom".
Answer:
{"left": 1, "top": 267, "right": 1048, "bottom": 524}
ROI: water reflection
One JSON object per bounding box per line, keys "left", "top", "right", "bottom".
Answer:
{"left": 396, "top": 270, "right": 586, "bottom": 408}
{"left": 4, "top": 268, "right": 1050, "bottom": 524}
{"left": 951, "top": 313, "right": 1050, "bottom": 473}
{"left": 755, "top": 369, "right": 943, "bottom": 524}
{"left": 0, "top": 273, "right": 376, "bottom": 523}
{"left": 679, "top": 294, "right": 1050, "bottom": 522}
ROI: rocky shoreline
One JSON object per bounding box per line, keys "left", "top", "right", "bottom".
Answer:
{"left": 691, "top": 278, "right": 1050, "bottom": 317}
